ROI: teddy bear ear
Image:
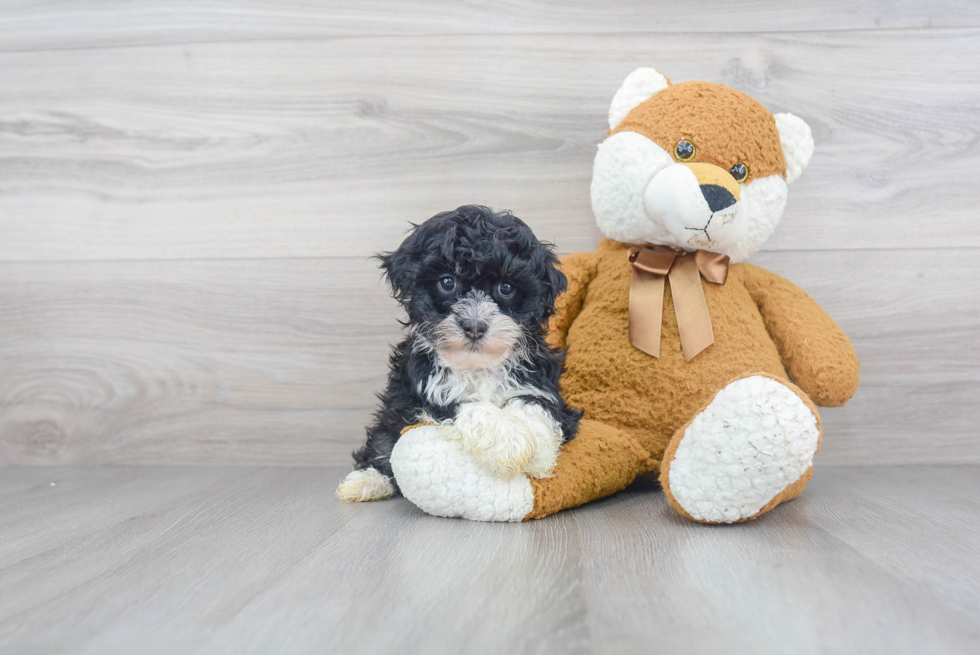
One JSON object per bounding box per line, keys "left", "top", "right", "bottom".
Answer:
{"left": 608, "top": 68, "right": 671, "bottom": 130}
{"left": 774, "top": 113, "right": 814, "bottom": 184}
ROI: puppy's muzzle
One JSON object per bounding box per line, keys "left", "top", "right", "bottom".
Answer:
{"left": 458, "top": 317, "right": 489, "bottom": 342}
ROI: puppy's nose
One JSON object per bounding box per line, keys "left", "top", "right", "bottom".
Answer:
{"left": 700, "top": 184, "right": 737, "bottom": 213}
{"left": 459, "top": 318, "right": 488, "bottom": 341}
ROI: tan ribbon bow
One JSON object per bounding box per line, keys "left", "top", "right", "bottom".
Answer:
{"left": 627, "top": 245, "right": 730, "bottom": 362}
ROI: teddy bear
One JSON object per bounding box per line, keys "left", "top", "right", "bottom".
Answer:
{"left": 389, "top": 68, "right": 860, "bottom": 523}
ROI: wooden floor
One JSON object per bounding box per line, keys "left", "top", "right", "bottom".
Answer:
{"left": 1, "top": 466, "right": 977, "bottom": 654}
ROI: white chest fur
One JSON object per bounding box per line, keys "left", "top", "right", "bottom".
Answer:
{"left": 420, "top": 360, "right": 553, "bottom": 408}
{"left": 415, "top": 355, "right": 564, "bottom": 485}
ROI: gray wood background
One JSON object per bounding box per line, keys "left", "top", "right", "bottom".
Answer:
{"left": 1, "top": 1, "right": 978, "bottom": 466}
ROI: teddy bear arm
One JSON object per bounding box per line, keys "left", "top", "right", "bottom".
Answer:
{"left": 546, "top": 251, "right": 599, "bottom": 350}
{"left": 739, "top": 264, "right": 860, "bottom": 407}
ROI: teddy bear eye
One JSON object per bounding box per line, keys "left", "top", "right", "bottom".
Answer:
{"left": 730, "top": 163, "right": 748, "bottom": 182}
{"left": 675, "top": 139, "right": 696, "bottom": 161}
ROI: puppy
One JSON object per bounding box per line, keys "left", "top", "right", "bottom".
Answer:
{"left": 337, "top": 205, "right": 581, "bottom": 502}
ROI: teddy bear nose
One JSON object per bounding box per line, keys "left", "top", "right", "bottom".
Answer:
{"left": 459, "top": 318, "right": 488, "bottom": 341}
{"left": 700, "top": 184, "right": 737, "bottom": 213}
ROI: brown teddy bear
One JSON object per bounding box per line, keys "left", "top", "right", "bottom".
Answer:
{"left": 389, "top": 68, "right": 860, "bottom": 523}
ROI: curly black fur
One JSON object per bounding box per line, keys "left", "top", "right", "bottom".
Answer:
{"left": 352, "top": 205, "right": 582, "bottom": 490}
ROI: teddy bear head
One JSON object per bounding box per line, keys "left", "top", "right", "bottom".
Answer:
{"left": 590, "top": 68, "right": 814, "bottom": 262}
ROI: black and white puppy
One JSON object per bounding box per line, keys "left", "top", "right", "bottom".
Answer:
{"left": 337, "top": 205, "right": 581, "bottom": 502}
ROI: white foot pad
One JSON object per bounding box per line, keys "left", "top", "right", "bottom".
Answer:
{"left": 667, "top": 376, "right": 820, "bottom": 523}
{"left": 336, "top": 467, "right": 395, "bottom": 502}
{"left": 390, "top": 425, "right": 534, "bottom": 522}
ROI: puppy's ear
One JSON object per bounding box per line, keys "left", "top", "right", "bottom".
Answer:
{"left": 538, "top": 244, "right": 567, "bottom": 320}
{"left": 378, "top": 226, "right": 421, "bottom": 304}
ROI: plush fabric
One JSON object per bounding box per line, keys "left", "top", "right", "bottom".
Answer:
{"left": 591, "top": 73, "right": 813, "bottom": 262}
{"left": 510, "top": 69, "right": 859, "bottom": 523}
{"left": 659, "top": 374, "right": 823, "bottom": 523}
{"left": 773, "top": 113, "right": 814, "bottom": 184}
{"left": 549, "top": 239, "right": 788, "bottom": 461}
{"left": 527, "top": 419, "right": 653, "bottom": 519}
{"left": 391, "top": 424, "right": 535, "bottom": 522}
{"left": 740, "top": 264, "right": 860, "bottom": 407}
{"left": 528, "top": 240, "right": 857, "bottom": 522}
{"left": 608, "top": 68, "right": 671, "bottom": 130}
{"left": 611, "top": 81, "right": 787, "bottom": 184}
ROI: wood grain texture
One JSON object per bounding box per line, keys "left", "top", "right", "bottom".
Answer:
{"left": 3, "top": 0, "right": 980, "bottom": 52}
{"left": 0, "top": 466, "right": 977, "bottom": 654}
{"left": 0, "top": 258, "right": 397, "bottom": 466}
{"left": 1, "top": 248, "right": 977, "bottom": 466}
{"left": 1, "top": 28, "right": 979, "bottom": 261}
{"left": 1, "top": 4, "right": 977, "bottom": 467}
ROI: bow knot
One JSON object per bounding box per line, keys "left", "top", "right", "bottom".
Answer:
{"left": 627, "top": 245, "right": 730, "bottom": 362}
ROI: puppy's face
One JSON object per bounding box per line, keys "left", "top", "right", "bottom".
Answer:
{"left": 381, "top": 206, "right": 565, "bottom": 370}
{"left": 429, "top": 288, "right": 523, "bottom": 369}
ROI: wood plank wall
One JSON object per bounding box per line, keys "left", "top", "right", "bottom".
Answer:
{"left": 1, "top": 1, "right": 978, "bottom": 466}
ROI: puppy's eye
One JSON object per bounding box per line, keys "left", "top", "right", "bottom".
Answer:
{"left": 438, "top": 275, "right": 456, "bottom": 292}
{"left": 675, "top": 139, "right": 696, "bottom": 161}
{"left": 730, "top": 163, "right": 748, "bottom": 182}
{"left": 497, "top": 281, "right": 515, "bottom": 297}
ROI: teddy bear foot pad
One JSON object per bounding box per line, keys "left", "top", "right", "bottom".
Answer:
{"left": 390, "top": 425, "right": 534, "bottom": 522}
{"left": 662, "top": 376, "right": 821, "bottom": 524}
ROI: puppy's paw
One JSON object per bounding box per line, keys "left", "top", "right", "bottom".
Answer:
{"left": 503, "top": 400, "right": 563, "bottom": 479}
{"left": 336, "top": 467, "right": 395, "bottom": 502}
{"left": 439, "top": 402, "right": 533, "bottom": 477}
{"left": 440, "top": 401, "right": 563, "bottom": 479}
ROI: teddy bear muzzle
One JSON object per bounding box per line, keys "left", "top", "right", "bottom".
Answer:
{"left": 643, "top": 161, "right": 748, "bottom": 252}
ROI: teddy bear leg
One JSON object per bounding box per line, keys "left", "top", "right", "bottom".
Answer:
{"left": 659, "top": 374, "right": 822, "bottom": 524}
{"left": 390, "top": 419, "right": 653, "bottom": 522}
{"left": 525, "top": 419, "right": 655, "bottom": 519}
